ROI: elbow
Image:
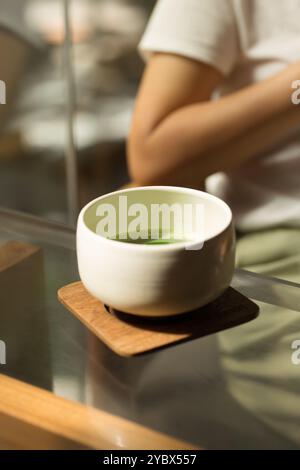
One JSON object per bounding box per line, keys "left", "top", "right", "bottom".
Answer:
{"left": 128, "top": 162, "right": 154, "bottom": 188}
{"left": 128, "top": 171, "right": 153, "bottom": 188}
{"left": 127, "top": 135, "right": 158, "bottom": 187}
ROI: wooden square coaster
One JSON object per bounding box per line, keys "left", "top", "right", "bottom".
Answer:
{"left": 58, "top": 282, "right": 259, "bottom": 357}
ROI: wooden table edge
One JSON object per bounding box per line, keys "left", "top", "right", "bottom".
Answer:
{"left": 0, "top": 373, "right": 198, "bottom": 450}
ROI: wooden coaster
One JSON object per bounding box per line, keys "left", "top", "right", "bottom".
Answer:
{"left": 58, "top": 282, "right": 259, "bottom": 357}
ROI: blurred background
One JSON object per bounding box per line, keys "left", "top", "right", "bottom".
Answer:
{"left": 0, "top": 0, "right": 155, "bottom": 224}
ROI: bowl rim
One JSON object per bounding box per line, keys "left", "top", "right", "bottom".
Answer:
{"left": 77, "top": 186, "right": 233, "bottom": 252}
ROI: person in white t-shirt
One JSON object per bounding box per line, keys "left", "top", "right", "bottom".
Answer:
{"left": 127, "top": 1, "right": 300, "bottom": 447}
{"left": 128, "top": 0, "right": 300, "bottom": 232}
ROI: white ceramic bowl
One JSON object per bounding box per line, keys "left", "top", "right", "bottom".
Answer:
{"left": 77, "top": 186, "right": 235, "bottom": 317}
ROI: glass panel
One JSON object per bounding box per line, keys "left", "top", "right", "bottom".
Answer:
{"left": 0, "top": 0, "right": 69, "bottom": 222}
{"left": 70, "top": 0, "right": 154, "bottom": 207}
{"left": 0, "top": 1, "right": 155, "bottom": 224}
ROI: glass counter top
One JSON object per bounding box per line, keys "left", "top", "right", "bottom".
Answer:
{"left": 1, "top": 207, "right": 300, "bottom": 450}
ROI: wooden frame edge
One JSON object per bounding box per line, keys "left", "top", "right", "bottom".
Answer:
{"left": 0, "top": 373, "right": 198, "bottom": 450}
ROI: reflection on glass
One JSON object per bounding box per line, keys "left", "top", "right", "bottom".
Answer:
{"left": 220, "top": 227, "right": 300, "bottom": 447}
{"left": 0, "top": 0, "right": 154, "bottom": 223}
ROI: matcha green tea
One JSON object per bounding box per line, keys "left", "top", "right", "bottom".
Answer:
{"left": 108, "top": 230, "right": 188, "bottom": 245}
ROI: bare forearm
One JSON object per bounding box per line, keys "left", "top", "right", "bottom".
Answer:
{"left": 129, "top": 62, "right": 300, "bottom": 185}
{"left": 142, "top": 106, "right": 300, "bottom": 188}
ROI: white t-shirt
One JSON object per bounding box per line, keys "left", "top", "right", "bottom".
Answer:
{"left": 139, "top": 0, "right": 300, "bottom": 231}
